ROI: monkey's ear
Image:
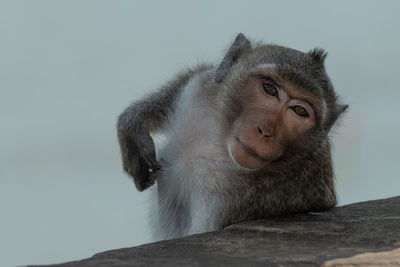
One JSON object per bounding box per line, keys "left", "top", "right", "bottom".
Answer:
{"left": 336, "top": 104, "right": 349, "bottom": 115}
{"left": 309, "top": 48, "right": 327, "bottom": 65}
{"left": 326, "top": 103, "right": 349, "bottom": 130}
{"left": 215, "top": 33, "right": 252, "bottom": 83}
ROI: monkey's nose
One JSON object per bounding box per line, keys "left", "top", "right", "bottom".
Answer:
{"left": 257, "top": 125, "right": 273, "bottom": 138}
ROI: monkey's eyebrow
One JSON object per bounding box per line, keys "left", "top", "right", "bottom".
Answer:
{"left": 290, "top": 94, "right": 315, "bottom": 108}
{"left": 251, "top": 63, "right": 277, "bottom": 72}
{"left": 255, "top": 75, "right": 280, "bottom": 87}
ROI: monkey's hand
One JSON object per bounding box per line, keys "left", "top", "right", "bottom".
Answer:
{"left": 119, "top": 128, "right": 161, "bottom": 192}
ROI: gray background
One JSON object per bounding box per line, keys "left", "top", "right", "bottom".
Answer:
{"left": 1, "top": 1, "right": 399, "bottom": 266}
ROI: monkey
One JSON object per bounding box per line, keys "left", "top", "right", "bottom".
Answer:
{"left": 117, "top": 33, "right": 347, "bottom": 240}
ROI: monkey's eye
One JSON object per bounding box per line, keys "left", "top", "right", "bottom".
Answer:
{"left": 263, "top": 83, "right": 278, "bottom": 97}
{"left": 291, "top": 106, "right": 309, "bottom": 117}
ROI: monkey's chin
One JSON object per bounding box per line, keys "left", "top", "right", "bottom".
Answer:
{"left": 227, "top": 141, "right": 267, "bottom": 170}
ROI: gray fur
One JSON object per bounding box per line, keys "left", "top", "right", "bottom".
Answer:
{"left": 117, "top": 33, "right": 347, "bottom": 239}
{"left": 117, "top": 64, "right": 212, "bottom": 191}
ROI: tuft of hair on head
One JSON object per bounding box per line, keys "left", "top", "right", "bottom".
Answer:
{"left": 308, "top": 48, "right": 327, "bottom": 65}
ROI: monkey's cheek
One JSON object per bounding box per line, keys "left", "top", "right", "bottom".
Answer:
{"left": 227, "top": 140, "right": 266, "bottom": 170}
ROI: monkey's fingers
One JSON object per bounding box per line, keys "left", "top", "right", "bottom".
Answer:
{"left": 131, "top": 159, "right": 155, "bottom": 191}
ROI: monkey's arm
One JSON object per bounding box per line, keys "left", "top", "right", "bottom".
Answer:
{"left": 117, "top": 65, "right": 211, "bottom": 191}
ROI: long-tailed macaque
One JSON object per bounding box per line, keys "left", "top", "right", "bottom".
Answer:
{"left": 117, "top": 33, "right": 347, "bottom": 239}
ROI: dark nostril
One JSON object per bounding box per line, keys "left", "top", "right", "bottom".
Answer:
{"left": 257, "top": 124, "right": 273, "bottom": 138}
{"left": 257, "top": 126, "right": 263, "bottom": 135}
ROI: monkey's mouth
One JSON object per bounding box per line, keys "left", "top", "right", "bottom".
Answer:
{"left": 235, "top": 137, "right": 268, "bottom": 162}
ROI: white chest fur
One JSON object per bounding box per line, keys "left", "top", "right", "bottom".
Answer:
{"left": 153, "top": 72, "right": 237, "bottom": 239}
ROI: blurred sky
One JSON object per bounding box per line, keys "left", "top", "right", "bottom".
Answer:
{"left": 1, "top": 1, "right": 400, "bottom": 266}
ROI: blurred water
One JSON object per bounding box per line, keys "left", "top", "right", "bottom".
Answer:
{"left": 1, "top": 1, "right": 399, "bottom": 266}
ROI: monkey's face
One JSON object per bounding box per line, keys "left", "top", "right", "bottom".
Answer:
{"left": 227, "top": 72, "right": 318, "bottom": 170}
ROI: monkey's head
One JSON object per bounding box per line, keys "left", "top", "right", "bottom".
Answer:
{"left": 215, "top": 33, "right": 347, "bottom": 170}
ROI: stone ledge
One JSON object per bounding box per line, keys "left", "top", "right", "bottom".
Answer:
{"left": 31, "top": 196, "right": 400, "bottom": 266}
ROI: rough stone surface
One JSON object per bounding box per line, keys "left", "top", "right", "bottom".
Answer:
{"left": 31, "top": 196, "right": 400, "bottom": 267}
